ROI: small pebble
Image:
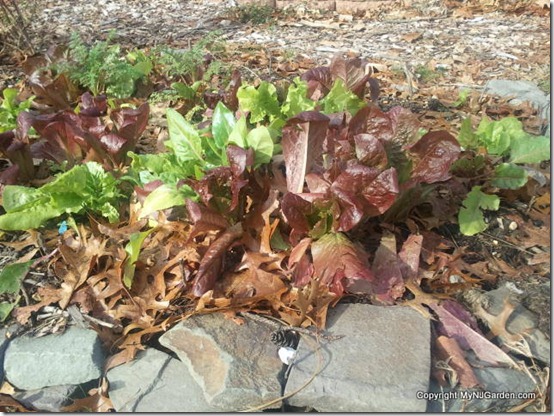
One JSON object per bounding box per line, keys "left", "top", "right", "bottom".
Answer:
{"left": 449, "top": 274, "right": 463, "bottom": 283}
{"left": 508, "top": 221, "right": 518, "bottom": 231}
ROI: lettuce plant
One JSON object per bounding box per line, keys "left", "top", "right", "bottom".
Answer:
{"left": 236, "top": 55, "right": 379, "bottom": 135}
{"left": 18, "top": 93, "right": 149, "bottom": 171}
{"left": 455, "top": 116, "right": 550, "bottom": 235}
{"left": 127, "top": 102, "right": 274, "bottom": 219}
{"left": 280, "top": 105, "right": 460, "bottom": 235}
{"left": 0, "top": 88, "right": 34, "bottom": 133}
{"left": 0, "top": 161, "right": 123, "bottom": 230}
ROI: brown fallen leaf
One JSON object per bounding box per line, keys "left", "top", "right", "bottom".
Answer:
{"left": 434, "top": 335, "right": 481, "bottom": 389}
{"left": 401, "top": 32, "right": 423, "bottom": 43}
{"left": 431, "top": 302, "right": 516, "bottom": 367}
{"left": 61, "top": 378, "right": 113, "bottom": 412}
{"left": 0, "top": 393, "right": 35, "bottom": 412}
{"left": 13, "top": 286, "right": 63, "bottom": 325}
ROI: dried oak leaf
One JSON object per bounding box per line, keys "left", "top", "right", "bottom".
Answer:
{"left": 220, "top": 250, "right": 287, "bottom": 303}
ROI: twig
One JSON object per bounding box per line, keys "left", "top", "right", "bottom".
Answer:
{"left": 481, "top": 232, "right": 535, "bottom": 255}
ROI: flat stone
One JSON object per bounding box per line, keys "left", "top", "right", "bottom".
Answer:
{"left": 484, "top": 80, "right": 548, "bottom": 112}
{"left": 4, "top": 327, "right": 104, "bottom": 390}
{"left": 427, "top": 360, "right": 537, "bottom": 412}
{"left": 159, "top": 313, "right": 283, "bottom": 411}
{"left": 12, "top": 385, "right": 79, "bottom": 412}
{"left": 107, "top": 348, "right": 218, "bottom": 412}
{"left": 284, "top": 303, "right": 431, "bottom": 412}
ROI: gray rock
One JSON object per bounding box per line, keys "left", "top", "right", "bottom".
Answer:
{"left": 284, "top": 303, "right": 431, "bottom": 412}
{"left": 427, "top": 361, "right": 537, "bottom": 412}
{"left": 12, "top": 384, "right": 79, "bottom": 412}
{"left": 4, "top": 327, "right": 104, "bottom": 390}
{"left": 107, "top": 348, "right": 218, "bottom": 412}
{"left": 159, "top": 313, "right": 283, "bottom": 411}
{"left": 484, "top": 80, "right": 548, "bottom": 112}
{"left": 0, "top": 327, "right": 11, "bottom": 381}
{"left": 475, "top": 285, "right": 550, "bottom": 365}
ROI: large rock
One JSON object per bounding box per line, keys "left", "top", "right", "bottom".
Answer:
{"left": 4, "top": 327, "right": 104, "bottom": 390}
{"left": 159, "top": 312, "right": 283, "bottom": 411}
{"left": 107, "top": 348, "right": 218, "bottom": 412}
{"left": 12, "top": 385, "right": 80, "bottom": 412}
{"left": 427, "top": 361, "right": 537, "bottom": 412}
{"left": 284, "top": 303, "right": 431, "bottom": 412}
{"left": 484, "top": 80, "right": 548, "bottom": 112}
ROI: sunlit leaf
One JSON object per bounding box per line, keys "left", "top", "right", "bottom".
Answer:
{"left": 124, "top": 229, "right": 154, "bottom": 288}
{"left": 0, "top": 260, "right": 33, "bottom": 294}
{"left": 458, "top": 186, "right": 500, "bottom": 236}
{"left": 212, "top": 101, "right": 236, "bottom": 149}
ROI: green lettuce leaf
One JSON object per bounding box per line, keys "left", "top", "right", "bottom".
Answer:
{"left": 166, "top": 108, "right": 204, "bottom": 163}
{"left": 491, "top": 163, "right": 528, "bottom": 189}
{"left": 212, "top": 101, "right": 236, "bottom": 149}
{"left": 124, "top": 229, "right": 154, "bottom": 288}
{"left": 246, "top": 126, "right": 274, "bottom": 167}
{"left": 509, "top": 134, "right": 550, "bottom": 164}
{"left": 282, "top": 78, "right": 315, "bottom": 119}
{"left": 321, "top": 79, "right": 366, "bottom": 115}
{"left": 237, "top": 81, "right": 280, "bottom": 123}
{"left": 458, "top": 186, "right": 500, "bottom": 236}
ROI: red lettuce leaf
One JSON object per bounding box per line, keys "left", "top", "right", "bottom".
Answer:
{"left": 28, "top": 72, "right": 81, "bottom": 110}
{"left": 281, "top": 192, "right": 313, "bottom": 236}
{"left": 21, "top": 95, "right": 147, "bottom": 169}
{"left": 329, "top": 55, "right": 372, "bottom": 99}
{"left": 301, "top": 67, "right": 333, "bottom": 100}
{"left": 403, "top": 131, "right": 461, "bottom": 189}
{"left": 288, "top": 237, "right": 314, "bottom": 287}
{"left": 111, "top": 102, "right": 149, "bottom": 142}
{"left": 311, "top": 232, "right": 374, "bottom": 295}
{"left": 330, "top": 163, "right": 399, "bottom": 231}
{"left": 192, "top": 223, "right": 244, "bottom": 297}
{"left": 223, "top": 69, "right": 242, "bottom": 112}
{"left": 80, "top": 93, "right": 108, "bottom": 117}
{"left": 185, "top": 199, "right": 230, "bottom": 241}
{"left": 282, "top": 111, "right": 330, "bottom": 193}
{"left": 0, "top": 130, "right": 34, "bottom": 183}
{"left": 353, "top": 133, "right": 388, "bottom": 169}
{"left": 227, "top": 145, "right": 254, "bottom": 178}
